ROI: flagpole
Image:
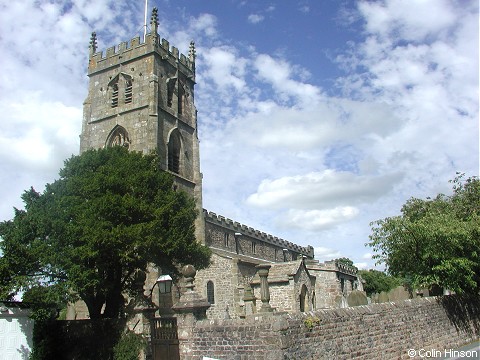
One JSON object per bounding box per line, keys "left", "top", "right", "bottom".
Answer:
{"left": 143, "top": 0, "right": 148, "bottom": 41}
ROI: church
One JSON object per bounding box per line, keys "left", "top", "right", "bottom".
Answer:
{"left": 72, "top": 8, "right": 361, "bottom": 321}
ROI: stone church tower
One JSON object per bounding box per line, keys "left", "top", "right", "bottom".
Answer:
{"left": 80, "top": 9, "right": 204, "bottom": 241}
{"left": 75, "top": 8, "right": 358, "bottom": 323}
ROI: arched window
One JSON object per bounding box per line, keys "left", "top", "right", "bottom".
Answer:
{"left": 168, "top": 130, "right": 181, "bottom": 174}
{"left": 106, "top": 126, "right": 130, "bottom": 148}
{"left": 206, "top": 281, "right": 215, "bottom": 304}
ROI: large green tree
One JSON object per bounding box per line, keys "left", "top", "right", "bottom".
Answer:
{"left": 0, "top": 147, "right": 210, "bottom": 318}
{"left": 368, "top": 174, "right": 480, "bottom": 294}
{"left": 357, "top": 269, "right": 403, "bottom": 296}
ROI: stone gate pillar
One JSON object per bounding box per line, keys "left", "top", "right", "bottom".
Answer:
{"left": 243, "top": 284, "right": 257, "bottom": 317}
{"left": 256, "top": 264, "right": 274, "bottom": 313}
{"left": 172, "top": 265, "right": 210, "bottom": 358}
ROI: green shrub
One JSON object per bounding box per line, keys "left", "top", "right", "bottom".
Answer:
{"left": 113, "top": 331, "right": 146, "bottom": 360}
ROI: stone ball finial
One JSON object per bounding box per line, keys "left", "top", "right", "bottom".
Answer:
{"left": 182, "top": 264, "right": 196, "bottom": 278}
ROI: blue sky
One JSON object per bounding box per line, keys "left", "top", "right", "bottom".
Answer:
{"left": 0, "top": 0, "right": 478, "bottom": 269}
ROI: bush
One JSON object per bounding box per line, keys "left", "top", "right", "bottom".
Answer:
{"left": 113, "top": 331, "right": 146, "bottom": 360}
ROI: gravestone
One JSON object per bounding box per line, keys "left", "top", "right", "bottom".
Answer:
{"left": 347, "top": 290, "right": 368, "bottom": 306}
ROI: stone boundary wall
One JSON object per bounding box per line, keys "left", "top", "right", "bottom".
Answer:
{"left": 178, "top": 295, "right": 479, "bottom": 360}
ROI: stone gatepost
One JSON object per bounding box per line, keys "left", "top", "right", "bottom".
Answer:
{"left": 243, "top": 284, "right": 257, "bottom": 317}
{"left": 129, "top": 270, "right": 156, "bottom": 360}
{"left": 172, "top": 265, "right": 210, "bottom": 357}
{"left": 256, "top": 264, "right": 274, "bottom": 313}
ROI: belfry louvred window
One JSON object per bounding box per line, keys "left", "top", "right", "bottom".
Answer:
{"left": 125, "top": 79, "right": 132, "bottom": 104}
{"left": 111, "top": 83, "right": 119, "bottom": 108}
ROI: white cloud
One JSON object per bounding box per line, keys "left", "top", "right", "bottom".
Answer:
{"left": 279, "top": 207, "right": 360, "bottom": 231}
{"left": 254, "top": 54, "right": 321, "bottom": 105}
{"left": 247, "top": 14, "right": 264, "bottom": 24}
{"left": 299, "top": 5, "right": 310, "bottom": 14}
{"left": 190, "top": 13, "right": 218, "bottom": 37}
{"left": 201, "top": 46, "right": 248, "bottom": 93}
{"left": 354, "top": 262, "right": 369, "bottom": 270}
{"left": 314, "top": 247, "right": 341, "bottom": 261}
{"left": 358, "top": 0, "right": 456, "bottom": 42}
{"left": 247, "top": 170, "right": 400, "bottom": 210}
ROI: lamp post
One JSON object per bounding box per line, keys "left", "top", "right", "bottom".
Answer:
{"left": 157, "top": 275, "right": 173, "bottom": 294}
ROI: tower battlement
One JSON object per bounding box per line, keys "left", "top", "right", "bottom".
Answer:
{"left": 88, "top": 8, "right": 195, "bottom": 78}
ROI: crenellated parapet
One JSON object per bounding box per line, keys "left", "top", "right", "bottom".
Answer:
{"left": 335, "top": 262, "right": 357, "bottom": 275}
{"left": 317, "top": 260, "right": 358, "bottom": 276}
{"left": 203, "top": 209, "right": 315, "bottom": 258}
{"left": 87, "top": 8, "right": 195, "bottom": 79}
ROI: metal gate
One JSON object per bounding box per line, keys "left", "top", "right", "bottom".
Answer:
{"left": 150, "top": 317, "right": 179, "bottom": 360}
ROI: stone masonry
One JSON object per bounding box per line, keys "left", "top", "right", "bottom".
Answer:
{"left": 176, "top": 295, "right": 480, "bottom": 360}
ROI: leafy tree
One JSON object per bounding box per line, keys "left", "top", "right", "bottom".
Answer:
{"left": 22, "top": 284, "right": 67, "bottom": 321}
{"left": 368, "top": 174, "right": 480, "bottom": 294}
{"left": 0, "top": 147, "right": 211, "bottom": 318}
{"left": 357, "top": 269, "right": 403, "bottom": 296}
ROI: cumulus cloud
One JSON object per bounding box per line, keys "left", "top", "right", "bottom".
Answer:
{"left": 230, "top": 98, "right": 403, "bottom": 153}
{"left": 279, "top": 207, "right": 360, "bottom": 231}
{"left": 354, "top": 262, "right": 369, "bottom": 270}
{"left": 254, "top": 54, "right": 321, "bottom": 106}
{"left": 314, "top": 247, "right": 341, "bottom": 261}
{"left": 358, "top": 0, "right": 456, "bottom": 42}
{"left": 247, "top": 14, "right": 264, "bottom": 24}
{"left": 200, "top": 46, "right": 248, "bottom": 95}
{"left": 247, "top": 170, "right": 400, "bottom": 210}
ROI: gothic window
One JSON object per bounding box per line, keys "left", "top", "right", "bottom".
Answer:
{"left": 111, "top": 83, "right": 119, "bottom": 108}
{"left": 124, "top": 79, "right": 133, "bottom": 104}
{"left": 206, "top": 281, "right": 215, "bottom": 304}
{"left": 106, "top": 126, "right": 130, "bottom": 148}
{"left": 168, "top": 130, "right": 181, "bottom": 174}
